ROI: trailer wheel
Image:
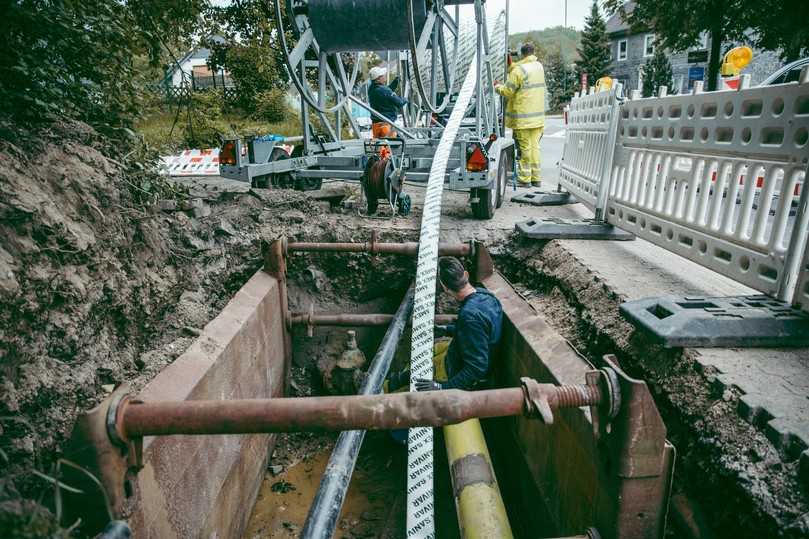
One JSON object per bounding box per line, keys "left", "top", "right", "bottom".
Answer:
{"left": 471, "top": 185, "right": 496, "bottom": 220}
{"left": 496, "top": 149, "right": 510, "bottom": 209}
{"left": 295, "top": 177, "right": 323, "bottom": 191}
{"left": 268, "top": 147, "right": 294, "bottom": 189}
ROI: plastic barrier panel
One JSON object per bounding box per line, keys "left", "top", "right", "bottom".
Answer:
{"left": 793, "top": 234, "right": 809, "bottom": 312}
{"left": 559, "top": 87, "right": 621, "bottom": 214}
{"left": 606, "top": 80, "right": 809, "bottom": 297}
{"left": 160, "top": 149, "right": 220, "bottom": 176}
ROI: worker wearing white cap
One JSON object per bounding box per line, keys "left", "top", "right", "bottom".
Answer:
{"left": 368, "top": 65, "right": 407, "bottom": 138}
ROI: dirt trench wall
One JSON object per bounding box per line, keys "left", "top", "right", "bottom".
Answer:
{"left": 498, "top": 238, "right": 809, "bottom": 538}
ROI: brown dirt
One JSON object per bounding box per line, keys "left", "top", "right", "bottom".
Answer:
{"left": 497, "top": 239, "right": 809, "bottom": 539}
{"left": 0, "top": 124, "right": 423, "bottom": 535}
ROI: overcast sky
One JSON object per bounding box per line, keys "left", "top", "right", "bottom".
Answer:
{"left": 484, "top": 0, "right": 591, "bottom": 33}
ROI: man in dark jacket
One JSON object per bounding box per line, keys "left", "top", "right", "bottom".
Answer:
{"left": 414, "top": 257, "right": 503, "bottom": 391}
{"left": 367, "top": 65, "right": 407, "bottom": 138}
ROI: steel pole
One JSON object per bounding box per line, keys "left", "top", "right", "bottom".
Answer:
{"left": 286, "top": 240, "right": 472, "bottom": 257}
{"left": 301, "top": 287, "right": 414, "bottom": 539}
{"left": 120, "top": 388, "right": 529, "bottom": 437}
{"left": 289, "top": 313, "right": 457, "bottom": 327}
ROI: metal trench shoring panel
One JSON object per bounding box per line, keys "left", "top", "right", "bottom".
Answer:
{"left": 607, "top": 79, "right": 809, "bottom": 297}
{"left": 559, "top": 87, "right": 622, "bottom": 213}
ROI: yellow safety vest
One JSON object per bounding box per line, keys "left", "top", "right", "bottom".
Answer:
{"left": 496, "top": 55, "right": 546, "bottom": 130}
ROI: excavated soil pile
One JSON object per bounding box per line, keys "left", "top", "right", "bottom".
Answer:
{"left": 0, "top": 123, "right": 382, "bottom": 535}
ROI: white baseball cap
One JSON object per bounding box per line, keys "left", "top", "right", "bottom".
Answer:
{"left": 369, "top": 66, "right": 387, "bottom": 81}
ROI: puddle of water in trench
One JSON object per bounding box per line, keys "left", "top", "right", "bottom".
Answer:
{"left": 242, "top": 413, "right": 554, "bottom": 539}
{"left": 243, "top": 433, "right": 461, "bottom": 539}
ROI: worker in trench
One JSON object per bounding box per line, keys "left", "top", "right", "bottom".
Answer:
{"left": 495, "top": 42, "right": 546, "bottom": 188}
{"left": 386, "top": 257, "right": 503, "bottom": 393}
{"left": 368, "top": 65, "right": 408, "bottom": 139}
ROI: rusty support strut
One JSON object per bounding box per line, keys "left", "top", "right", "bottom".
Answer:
{"left": 288, "top": 312, "right": 457, "bottom": 327}
{"left": 285, "top": 240, "right": 471, "bottom": 257}
{"left": 111, "top": 378, "right": 613, "bottom": 441}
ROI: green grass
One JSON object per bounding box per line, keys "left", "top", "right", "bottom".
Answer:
{"left": 135, "top": 110, "right": 301, "bottom": 152}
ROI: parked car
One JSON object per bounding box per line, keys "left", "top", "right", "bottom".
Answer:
{"left": 760, "top": 57, "right": 809, "bottom": 85}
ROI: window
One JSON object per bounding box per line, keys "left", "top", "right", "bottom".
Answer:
{"left": 617, "top": 39, "right": 628, "bottom": 61}
{"left": 644, "top": 34, "right": 656, "bottom": 57}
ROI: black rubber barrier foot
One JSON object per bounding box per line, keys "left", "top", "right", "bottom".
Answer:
{"left": 619, "top": 295, "right": 809, "bottom": 348}
{"left": 511, "top": 190, "right": 574, "bottom": 206}
{"left": 515, "top": 218, "right": 635, "bottom": 240}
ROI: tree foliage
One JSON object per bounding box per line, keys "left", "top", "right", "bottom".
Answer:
{"left": 545, "top": 48, "right": 577, "bottom": 111}
{"left": 575, "top": 1, "right": 612, "bottom": 88}
{"left": 205, "top": 0, "right": 290, "bottom": 115}
{"left": 604, "top": 0, "right": 809, "bottom": 91}
{"left": 510, "top": 26, "right": 581, "bottom": 64}
{"left": 1, "top": 0, "right": 204, "bottom": 128}
{"left": 642, "top": 46, "right": 674, "bottom": 97}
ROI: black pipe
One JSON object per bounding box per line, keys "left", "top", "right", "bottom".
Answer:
{"left": 300, "top": 286, "right": 415, "bottom": 539}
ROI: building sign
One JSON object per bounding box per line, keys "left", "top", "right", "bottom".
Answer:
{"left": 688, "top": 66, "right": 705, "bottom": 89}
{"left": 688, "top": 50, "right": 709, "bottom": 64}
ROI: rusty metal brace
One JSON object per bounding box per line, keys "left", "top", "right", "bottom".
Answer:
{"left": 521, "top": 367, "right": 621, "bottom": 440}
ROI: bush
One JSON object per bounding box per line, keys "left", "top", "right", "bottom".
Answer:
{"left": 182, "top": 90, "right": 225, "bottom": 148}
{"left": 254, "top": 88, "right": 290, "bottom": 123}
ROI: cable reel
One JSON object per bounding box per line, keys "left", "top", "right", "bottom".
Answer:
{"left": 361, "top": 144, "right": 411, "bottom": 217}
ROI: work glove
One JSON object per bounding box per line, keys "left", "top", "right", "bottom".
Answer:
{"left": 434, "top": 325, "right": 450, "bottom": 338}
{"left": 414, "top": 378, "right": 442, "bottom": 392}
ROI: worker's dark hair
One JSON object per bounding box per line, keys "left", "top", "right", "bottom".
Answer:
{"left": 520, "top": 42, "right": 535, "bottom": 57}
{"left": 438, "top": 257, "right": 468, "bottom": 292}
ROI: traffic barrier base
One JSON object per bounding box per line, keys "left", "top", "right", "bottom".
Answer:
{"left": 515, "top": 217, "right": 635, "bottom": 241}
{"left": 619, "top": 295, "right": 809, "bottom": 348}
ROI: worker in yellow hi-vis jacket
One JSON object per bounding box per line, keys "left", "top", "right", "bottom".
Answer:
{"left": 495, "top": 43, "right": 546, "bottom": 188}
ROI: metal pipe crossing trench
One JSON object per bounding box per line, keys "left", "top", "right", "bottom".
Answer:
{"left": 115, "top": 381, "right": 602, "bottom": 438}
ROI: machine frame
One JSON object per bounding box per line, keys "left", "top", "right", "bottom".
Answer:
{"left": 219, "top": 0, "right": 514, "bottom": 219}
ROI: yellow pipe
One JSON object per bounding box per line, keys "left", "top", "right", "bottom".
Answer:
{"left": 443, "top": 418, "right": 514, "bottom": 539}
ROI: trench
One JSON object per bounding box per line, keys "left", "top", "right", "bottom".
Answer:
{"left": 240, "top": 251, "right": 552, "bottom": 539}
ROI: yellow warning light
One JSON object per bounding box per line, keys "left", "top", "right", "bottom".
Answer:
{"left": 595, "top": 76, "right": 613, "bottom": 91}
{"left": 720, "top": 46, "right": 753, "bottom": 77}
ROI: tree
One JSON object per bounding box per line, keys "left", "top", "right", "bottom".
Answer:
{"left": 205, "top": 1, "right": 289, "bottom": 115}
{"left": 1, "top": 0, "right": 205, "bottom": 127}
{"left": 602, "top": 0, "right": 809, "bottom": 91}
{"left": 575, "top": 1, "right": 612, "bottom": 90}
{"left": 641, "top": 46, "right": 674, "bottom": 97}
{"left": 546, "top": 48, "right": 577, "bottom": 111}
{"left": 745, "top": 0, "right": 809, "bottom": 61}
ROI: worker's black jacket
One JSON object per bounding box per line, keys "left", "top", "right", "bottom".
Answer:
{"left": 368, "top": 79, "right": 406, "bottom": 122}
{"left": 443, "top": 288, "right": 503, "bottom": 390}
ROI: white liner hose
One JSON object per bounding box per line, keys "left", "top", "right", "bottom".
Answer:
{"left": 406, "top": 53, "right": 480, "bottom": 539}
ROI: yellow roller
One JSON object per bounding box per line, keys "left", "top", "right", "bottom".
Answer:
{"left": 443, "top": 418, "right": 514, "bottom": 539}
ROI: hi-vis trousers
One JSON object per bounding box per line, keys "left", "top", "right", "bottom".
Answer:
{"left": 513, "top": 127, "right": 544, "bottom": 185}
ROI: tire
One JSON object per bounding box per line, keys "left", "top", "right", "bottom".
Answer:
{"left": 495, "top": 149, "right": 510, "bottom": 209}
{"left": 471, "top": 187, "right": 495, "bottom": 219}
{"left": 268, "top": 147, "right": 294, "bottom": 189}
{"left": 251, "top": 175, "right": 270, "bottom": 188}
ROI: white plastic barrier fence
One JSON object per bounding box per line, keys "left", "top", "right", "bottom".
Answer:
{"left": 792, "top": 211, "right": 809, "bottom": 312}
{"left": 559, "top": 86, "right": 621, "bottom": 216}
{"left": 604, "top": 78, "right": 809, "bottom": 298}
{"left": 160, "top": 149, "right": 220, "bottom": 176}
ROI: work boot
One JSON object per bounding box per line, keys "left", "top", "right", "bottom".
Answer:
{"left": 517, "top": 182, "right": 532, "bottom": 189}
{"left": 531, "top": 181, "right": 542, "bottom": 188}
